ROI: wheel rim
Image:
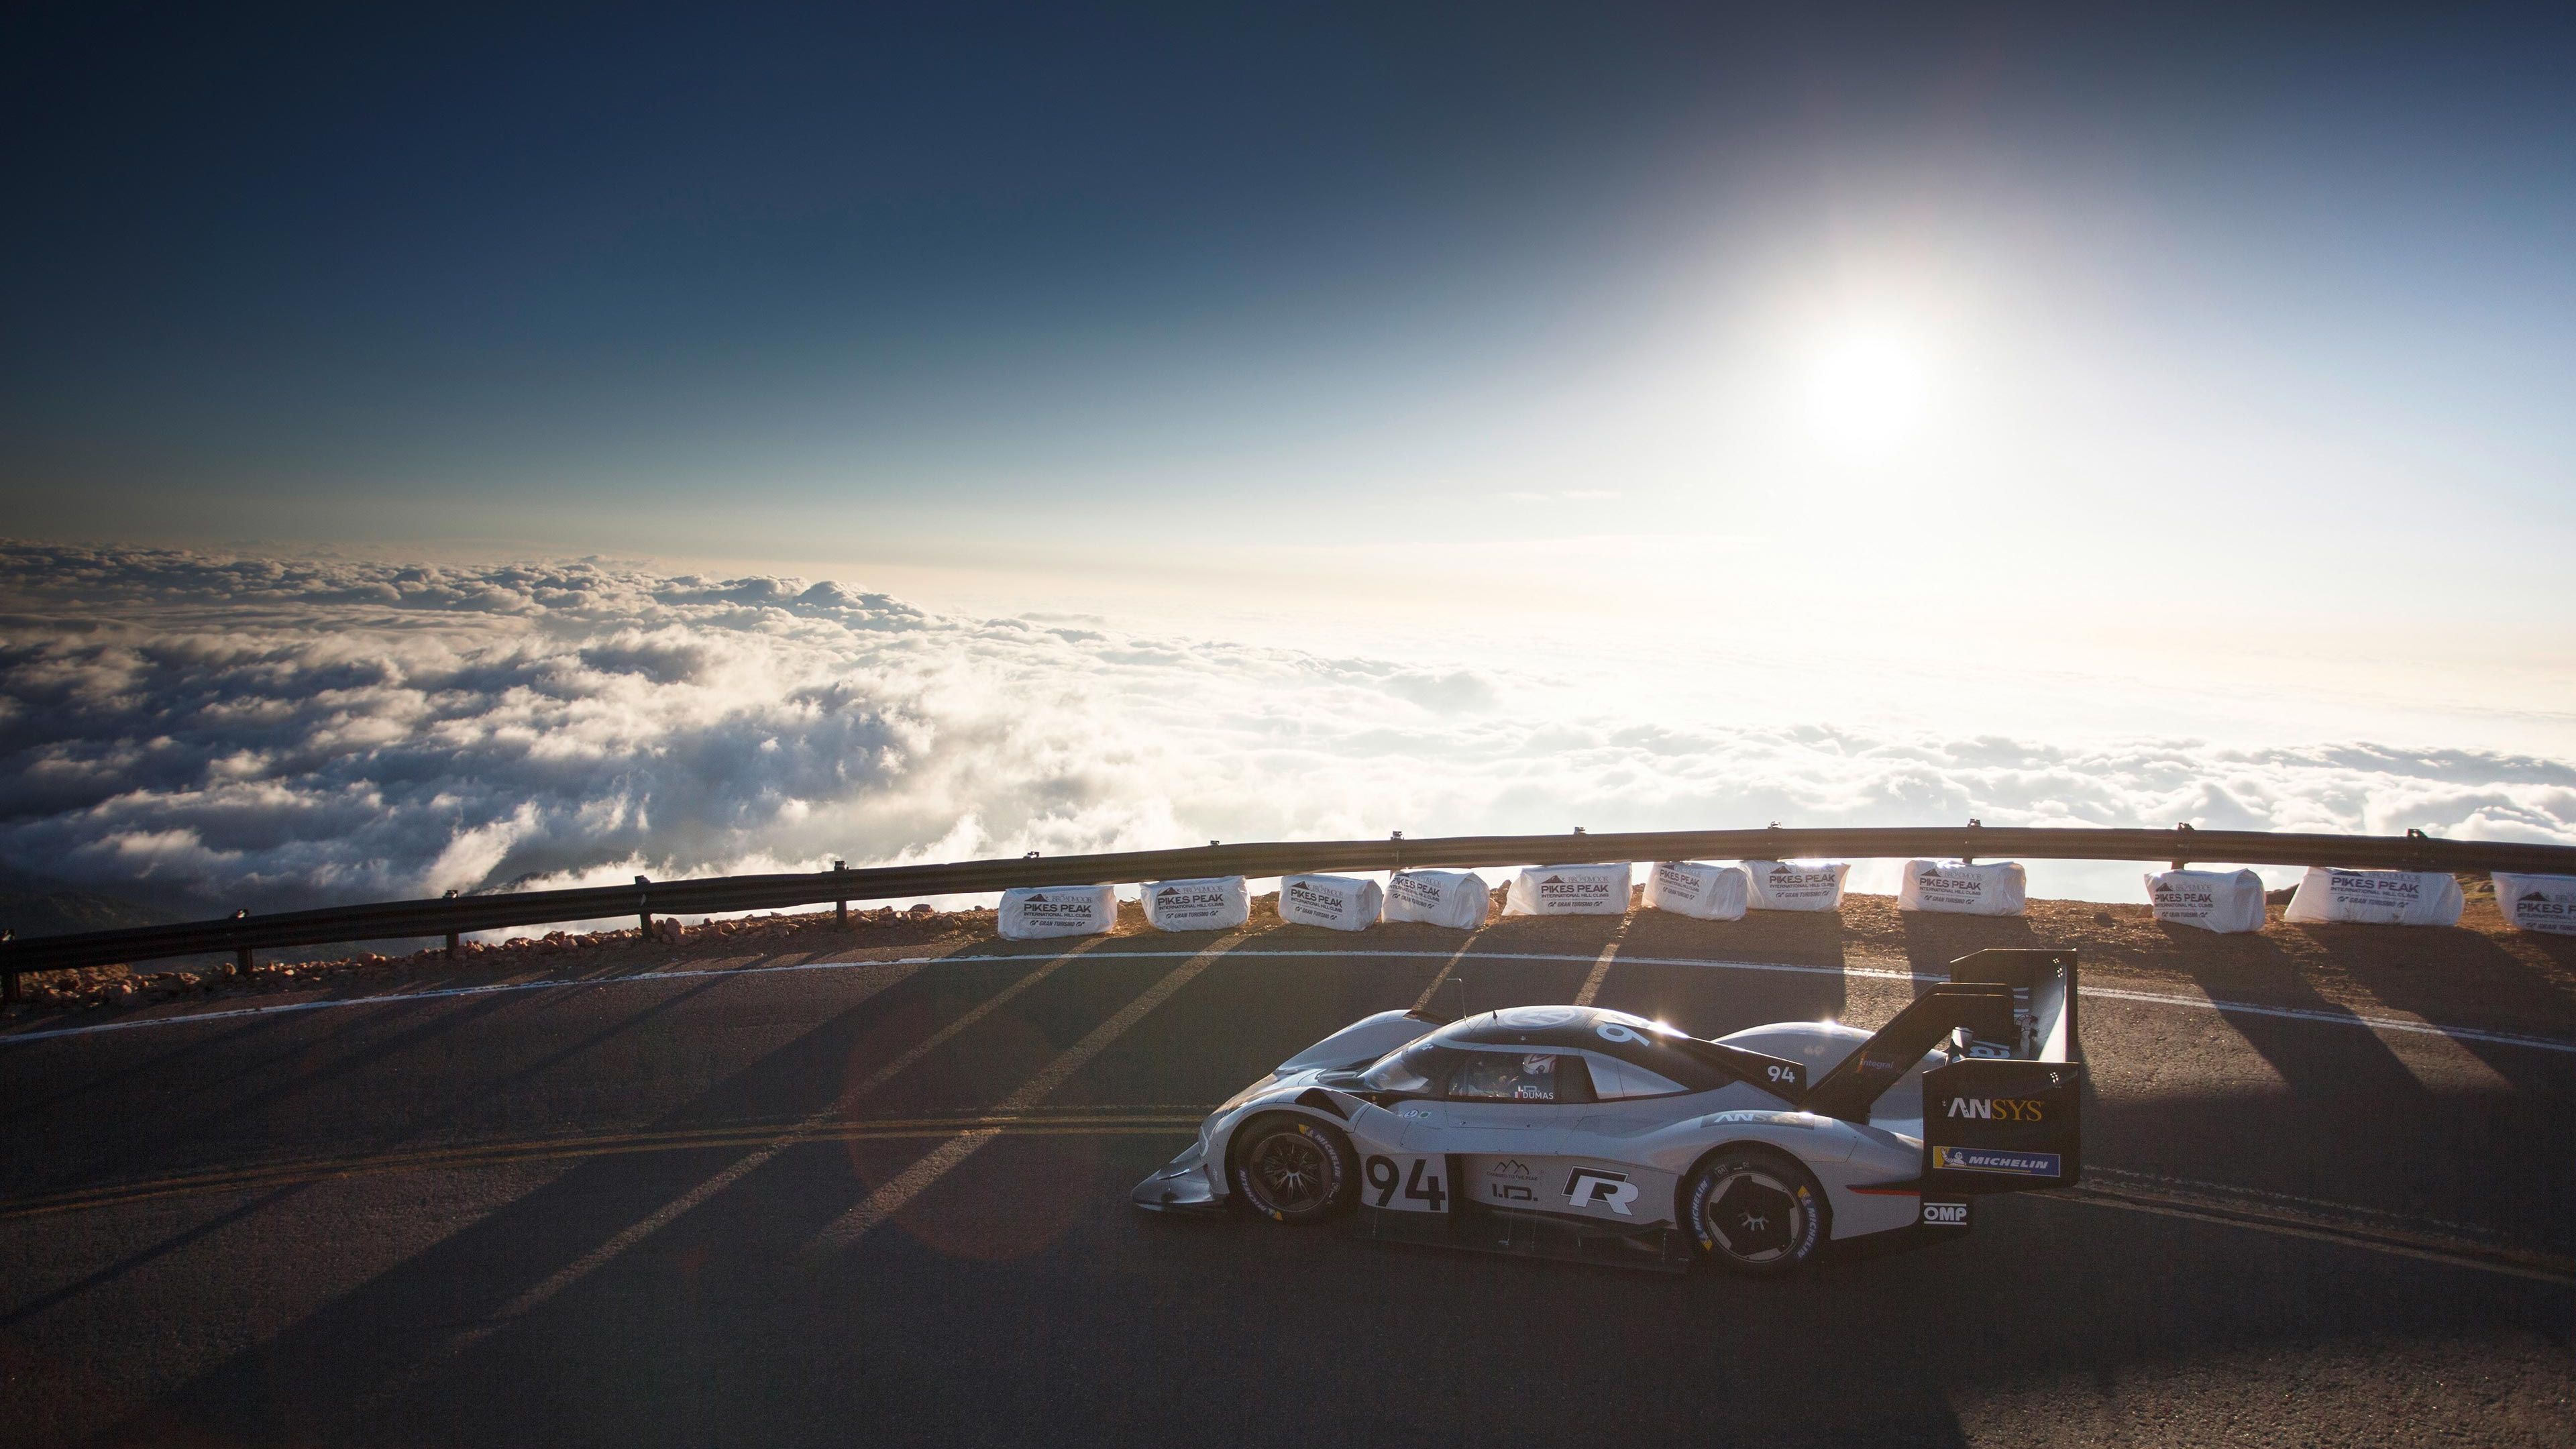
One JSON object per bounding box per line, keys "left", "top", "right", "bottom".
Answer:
{"left": 1245, "top": 1131, "right": 1332, "bottom": 1215}
{"left": 1699, "top": 1165, "right": 1809, "bottom": 1264}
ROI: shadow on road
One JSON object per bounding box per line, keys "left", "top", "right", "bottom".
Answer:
{"left": 42, "top": 932, "right": 2575, "bottom": 1449}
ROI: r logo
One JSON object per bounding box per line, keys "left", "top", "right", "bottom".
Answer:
{"left": 1563, "top": 1169, "right": 1640, "bottom": 1216}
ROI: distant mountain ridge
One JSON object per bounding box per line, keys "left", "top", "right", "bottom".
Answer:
{"left": 0, "top": 869, "right": 178, "bottom": 939}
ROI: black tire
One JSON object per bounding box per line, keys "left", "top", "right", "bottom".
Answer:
{"left": 1230, "top": 1116, "right": 1357, "bottom": 1224}
{"left": 1684, "top": 1146, "right": 1829, "bottom": 1275}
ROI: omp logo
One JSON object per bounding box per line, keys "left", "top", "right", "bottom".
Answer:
{"left": 1945, "top": 1097, "right": 2045, "bottom": 1122}
{"left": 1563, "top": 1169, "right": 1639, "bottom": 1216}
{"left": 1922, "top": 1201, "right": 1969, "bottom": 1226}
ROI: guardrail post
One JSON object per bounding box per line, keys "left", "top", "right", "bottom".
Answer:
{"left": 635, "top": 875, "right": 653, "bottom": 938}
{"left": 3, "top": 928, "right": 17, "bottom": 1004}
{"left": 2171, "top": 822, "right": 2196, "bottom": 871}
{"left": 230, "top": 909, "right": 253, "bottom": 980}
{"left": 443, "top": 889, "right": 461, "bottom": 958}
{"left": 834, "top": 861, "right": 848, "bottom": 926}
{"left": 1962, "top": 819, "right": 1982, "bottom": 865}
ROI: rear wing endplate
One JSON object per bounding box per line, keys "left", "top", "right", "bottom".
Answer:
{"left": 1919, "top": 948, "right": 2084, "bottom": 1193}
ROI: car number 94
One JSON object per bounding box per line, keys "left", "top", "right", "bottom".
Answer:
{"left": 1362, "top": 1154, "right": 1448, "bottom": 1213}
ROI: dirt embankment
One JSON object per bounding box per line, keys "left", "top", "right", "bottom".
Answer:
{"left": 8, "top": 881, "right": 2573, "bottom": 1040}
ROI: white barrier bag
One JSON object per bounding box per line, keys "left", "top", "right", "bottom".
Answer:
{"left": 2282, "top": 867, "right": 2462, "bottom": 927}
{"left": 2493, "top": 872, "right": 2576, "bottom": 935}
{"left": 1141, "top": 875, "right": 1250, "bottom": 932}
{"left": 1383, "top": 869, "right": 1491, "bottom": 929}
{"left": 1279, "top": 873, "right": 1383, "bottom": 932}
{"left": 2144, "top": 869, "right": 2267, "bottom": 934}
{"left": 1899, "top": 859, "right": 2028, "bottom": 916}
{"left": 1741, "top": 860, "right": 1850, "bottom": 912}
{"left": 1505, "top": 863, "right": 1631, "bottom": 916}
{"left": 1643, "top": 861, "right": 1750, "bottom": 921}
{"left": 996, "top": 885, "right": 1117, "bottom": 941}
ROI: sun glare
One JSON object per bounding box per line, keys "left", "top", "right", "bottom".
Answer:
{"left": 1799, "top": 323, "right": 1930, "bottom": 458}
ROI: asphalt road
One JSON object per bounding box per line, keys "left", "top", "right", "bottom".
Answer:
{"left": 2, "top": 926, "right": 2570, "bottom": 1447}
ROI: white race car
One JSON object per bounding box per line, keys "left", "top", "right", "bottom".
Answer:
{"left": 1134, "top": 948, "right": 2083, "bottom": 1274}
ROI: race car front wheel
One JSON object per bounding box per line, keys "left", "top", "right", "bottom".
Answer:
{"left": 1230, "top": 1116, "right": 1356, "bottom": 1224}
{"left": 1686, "top": 1146, "right": 1828, "bottom": 1275}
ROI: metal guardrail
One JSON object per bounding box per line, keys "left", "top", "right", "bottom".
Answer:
{"left": 5, "top": 824, "right": 2573, "bottom": 998}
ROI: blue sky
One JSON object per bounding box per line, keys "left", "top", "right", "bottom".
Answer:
{"left": 1, "top": 5, "right": 2572, "bottom": 907}
{"left": 4, "top": 3, "right": 2572, "bottom": 755}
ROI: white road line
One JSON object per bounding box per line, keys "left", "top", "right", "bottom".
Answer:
{"left": 1410, "top": 932, "right": 1487, "bottom": 1013}
{"left": 9, "top": 947, "right": 2571, "bottom": 1056}
{"left": 2067, "top": 984, "right": 2569, "bottom": 1053}
{"left": 796, "top": 932, "right": 1245, "bottom": 1264}
{"left": 1570, "top": 916, "right": 1635, "bottom": 1008}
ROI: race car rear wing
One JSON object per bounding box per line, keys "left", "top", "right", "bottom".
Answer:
{"left": 1794, "top": 949, "right": 2083, "bottom": 1191}
{"left": 1919, "top": 948, "right": 2084, "bottom": 1193}
{"left": 1947, "top": 947, "right": 2080, "bottom": 1065}
{"left": 1799, "top": 981, "right": 2016, "bottom": 1121}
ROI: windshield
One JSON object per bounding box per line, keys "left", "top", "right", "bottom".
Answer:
{"left": 1360, "top": 1040, "right": 1454, "bottom": 1094}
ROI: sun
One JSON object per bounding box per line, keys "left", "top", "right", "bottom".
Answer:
{"left": 1798, "top": 323, "right": 1931, "bottom": 459}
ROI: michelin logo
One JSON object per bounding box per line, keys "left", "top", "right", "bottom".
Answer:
{"left": 1932, "top": 1146, "right": 2061, "bottom": 1177}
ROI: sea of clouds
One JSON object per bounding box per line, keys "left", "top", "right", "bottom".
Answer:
{"left": 2, "top": 540, "right": 2570, "bottom": 920}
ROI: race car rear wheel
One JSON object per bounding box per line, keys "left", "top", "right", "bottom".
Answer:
{"left": 1685, "top": 1146, "right": 1828, "bottom": 1276}
{"left": 1230, "top": 1116, "right": 1356, "bottom": 1224}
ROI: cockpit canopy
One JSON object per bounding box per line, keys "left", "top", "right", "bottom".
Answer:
{"left": 1356, "top": 1006, "right": 1726, "bottom": 1100}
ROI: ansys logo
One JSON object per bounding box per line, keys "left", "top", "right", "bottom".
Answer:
{"left": 1945, "top": 1097, "right": 2045, "bottom": 1122}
